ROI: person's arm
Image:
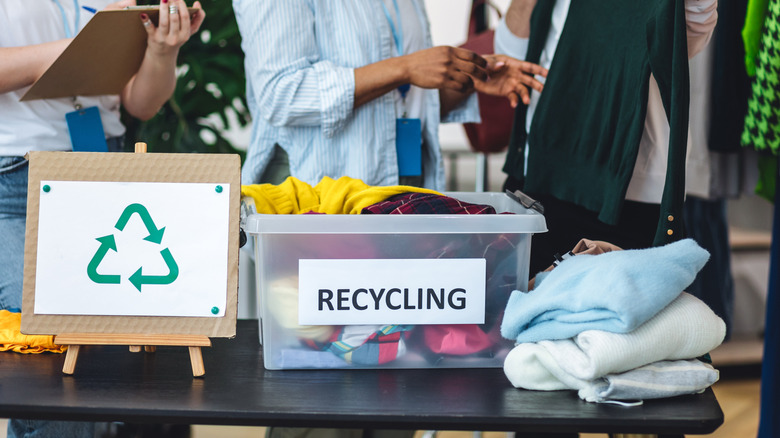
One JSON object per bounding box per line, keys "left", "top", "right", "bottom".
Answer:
{"left": 233, "top": 0, "right": 354, "bottom": 135}
{"left": 121, "top": 0, "right": 205, "bottom": 121}
{"left": 478, "top": 55, "right": 547, "bottom": 107}
{"left": 439, "top": 0, "right": 547, "bottom": 117}
{"left": 684, "top": 0, "right": 718, "bottom": 59}
{"left": 505, "top": 0, "right": 538, "bottom": 38}
{"left": 354, "top": 46, "right": 489, "bottom": 110}
{"left": 0, "top": 40, "right": 71, "bottom": 94}
{"left": 234, "top": 1, "right": 491, "bottom": 134}
{"left": 439, "top": 53, "right": 548, "bottom": 116}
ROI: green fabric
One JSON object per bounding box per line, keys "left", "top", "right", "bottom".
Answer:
{"left": 742, "top": 0, "right": 780, "bottom": 203}
{"left": 504, "top": 0, "right": 690, "bottom": 246}
{"left": 744, "top": 0, "right": 771, "bottom": 76}
{"left": 742, "top": 0, "right": 780, "bottom": 155}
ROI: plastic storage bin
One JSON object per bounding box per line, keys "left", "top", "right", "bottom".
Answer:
{"left": 245, "top": 191, "right": 547, "bottom": 370}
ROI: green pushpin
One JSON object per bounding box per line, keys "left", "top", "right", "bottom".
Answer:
{"left": 42, "top": 184, "right": 51, "bottom": 193}
{"left": 215, "top": 185, "right": 223, "bottom": 193}
{"left": 211, "top": 306, "right": 219, "bottom": 315}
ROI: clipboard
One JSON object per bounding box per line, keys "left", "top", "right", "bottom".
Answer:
{"left": 21, "top": 7, "right": 198, "bottom": 101}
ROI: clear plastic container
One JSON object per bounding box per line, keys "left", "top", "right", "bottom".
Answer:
{"left": 245, "top": 192, "right": 547, "bottom": 370}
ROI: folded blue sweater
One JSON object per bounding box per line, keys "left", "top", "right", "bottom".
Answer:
{"left": 501, "top": 239, "right": 709, "bottom": 343}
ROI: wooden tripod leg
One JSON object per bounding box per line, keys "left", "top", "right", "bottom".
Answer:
{"left": 62, "top": 345, "right": 80, "bottom": 375}
{"left": 189, "top": 346, "right": 205, "bottom": 377}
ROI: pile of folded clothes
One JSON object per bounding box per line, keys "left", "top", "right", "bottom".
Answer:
{"left": 500, "top": 238, "right": 725, "bottom": 405}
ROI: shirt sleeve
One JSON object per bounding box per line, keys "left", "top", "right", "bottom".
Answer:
{"left": 441, "top": 91, "right": 481, "bottom": 124}
{"left": 494, "top": 17, "right": 530, "bottom": 60}
{"left": 685, "top": 0, "right": 718, "bottom": 59}
{"left": 233, "top": 0, "right": 354, "bottom": 138}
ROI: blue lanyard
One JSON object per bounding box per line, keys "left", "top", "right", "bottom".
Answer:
{"left": 381, "top": 0, "right": 404, "bottom": 56}
{"left": 380, "top": 0, "right": 411, "bottom": 99}
{"left": 52, "top": 0, "right": 81, "bottom": 38}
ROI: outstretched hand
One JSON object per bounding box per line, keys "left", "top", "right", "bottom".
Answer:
{"left": 401, "top": 46, "right": 490, "bottom": 92}
{"left": 137, "top": 0, "right": 206, "bottom": 59}
{"left": 475, "top": 54, "right": 547, "bottom": 107}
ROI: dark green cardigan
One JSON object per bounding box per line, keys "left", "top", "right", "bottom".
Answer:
{"left": 503, "top": 0, "right": 690, "bottom": 246}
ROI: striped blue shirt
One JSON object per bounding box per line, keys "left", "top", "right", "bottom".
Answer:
{"left": 233, "top": 0, "right": 480, "bottom": 190}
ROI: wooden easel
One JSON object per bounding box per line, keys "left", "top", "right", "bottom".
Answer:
{"left": 53, "top": 142, "right": 211, "bottom": 377}
{"left": 54, "top": 333, "right": 211, "bottom": 377}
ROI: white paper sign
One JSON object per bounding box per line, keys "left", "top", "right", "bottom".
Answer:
{"left": 34, "top": 181, "right": 230, "bottom": 317}
{"left": 298, "top": 258, "right": 486, "bottom": 325}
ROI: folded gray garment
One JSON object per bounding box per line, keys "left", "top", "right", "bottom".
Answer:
{"left": 578, "top": 359, "right": 719, "bottom": 404}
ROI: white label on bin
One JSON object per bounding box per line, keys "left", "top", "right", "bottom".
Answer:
{"left": 298, "top": 258, "right": 486, "bottom": 325}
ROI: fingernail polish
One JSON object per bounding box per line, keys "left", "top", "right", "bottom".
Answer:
{"left": 140, "top": 13, "right": 148, "bottom": 19}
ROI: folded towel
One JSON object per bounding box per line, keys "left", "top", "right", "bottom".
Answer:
{"left": 578, "top": 359, "right": 719, "bottom": 403}
{"left": 503, "top": 292, "right": 726, "bottom": 390}
{"left": 501, "top": 239, "right": 710, "bottom": 343}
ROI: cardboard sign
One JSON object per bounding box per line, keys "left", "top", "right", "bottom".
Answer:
{"left": 298, "top": 258, "right": 486, "bottom": 325}
{"left": 22, "top": 151, "right": 240, "bottom": 337}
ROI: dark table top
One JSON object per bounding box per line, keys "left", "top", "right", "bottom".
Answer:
{"left": 0, "top": 320, "right": 723, "bottom": 435}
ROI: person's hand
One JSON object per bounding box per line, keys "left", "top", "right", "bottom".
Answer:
{"left": 400, "top": 46, "right": 489, "bottom": 92}
{"left": 138, "top": 0, "right": 206, "bottom": 59}
{"left": 476, "top": 54, "right": 547, "bottom": 107}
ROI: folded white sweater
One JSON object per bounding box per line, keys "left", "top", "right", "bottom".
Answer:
{"left": 504, "top": 292, "right": 726, "bottom": 390}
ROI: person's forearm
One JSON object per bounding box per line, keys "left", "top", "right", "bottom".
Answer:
{"left": 354, "top": 56, "right": 409, "bottom": 108}
{"left": 0, "top": 40, "right": 71, "bottom": 94}
{"left": 356, "top": 57, "right": 472, "bottom": 118}
{"left": 120, "top": 50, "right": 179, "bottom": 121}
{"left": 505, "top": 0, "right": 538, "bottom": 38}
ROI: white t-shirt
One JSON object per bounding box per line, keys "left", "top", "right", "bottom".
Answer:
{"left": 0, "top": 0, "right": 126, "bottom": 157}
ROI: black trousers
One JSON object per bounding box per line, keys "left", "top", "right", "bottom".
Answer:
{"left": 504, "top": 176, "right": 661, "bottom": 276}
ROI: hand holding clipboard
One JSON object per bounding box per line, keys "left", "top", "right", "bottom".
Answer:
{"left": 21, "top": 1, "right": 204, "bottom": 101}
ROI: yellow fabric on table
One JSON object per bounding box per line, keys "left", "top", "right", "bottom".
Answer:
{"left": 240, "top": 176, "right": 440, "bottom": 215}
{"left": 0, "top": 310, "right": 67, "bottom": 354}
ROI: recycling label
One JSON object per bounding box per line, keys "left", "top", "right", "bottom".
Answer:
{"left": 33, "top": 181, "right": 230, "bottom": 318}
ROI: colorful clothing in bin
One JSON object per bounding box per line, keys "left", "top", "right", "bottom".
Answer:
{"left": 240, "top": 175, "right": 439, "bottom": 215}
{"left": 304, "top": 325, "right": 414, "bottom": 365}
{"left": 253, "top": 178, "right": 523, "bottom": 366}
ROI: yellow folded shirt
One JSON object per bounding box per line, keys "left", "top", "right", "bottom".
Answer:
{"left": 0, "top": 310, "right": 67, "bottom": 354}
{"left": 241, "top": 176, "right": 441, "bottom": 215}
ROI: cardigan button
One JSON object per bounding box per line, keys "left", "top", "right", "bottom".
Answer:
{"left": 667, "top": 229, "right": 674, "bottom": 236}
{"left": 667, "top": 215, "right": 674, "bottom": 222}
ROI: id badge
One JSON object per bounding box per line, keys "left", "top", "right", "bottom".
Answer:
{"left": 66, "top": 106, "right": 108, "bottom": 152}
{"left": 396, "top": 118, "right": 422, "bottom": 177}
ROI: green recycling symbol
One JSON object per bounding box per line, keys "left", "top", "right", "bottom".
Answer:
{"left": 87, "top": 203, "right": 179, "bottom": 292}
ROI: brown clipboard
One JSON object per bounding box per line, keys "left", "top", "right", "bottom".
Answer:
{"left": 20, "top": 7, "right": 197, "bottom": 101}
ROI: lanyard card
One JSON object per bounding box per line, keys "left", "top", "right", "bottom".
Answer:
{"left": 396, "top": 118, "right": 422, "bottom": 177}
{"left": 66, "top": 106, "right": 108, "bottom": 152}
